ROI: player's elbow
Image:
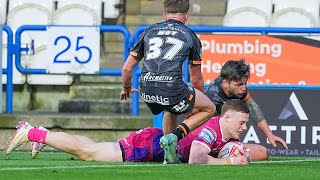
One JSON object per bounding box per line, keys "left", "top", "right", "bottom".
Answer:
{"left": 251, "top": 145, "right": 269, "bottom": 161}
{"left": 258, "top": 146, "right": 269, "bottom": 160}
{"left": 190, "top": 77, "right": 204, "bottom": 90}
{"left": 188, "top": 153, "right": 209, "bottom": 164}
{"left": 122, "top": 66, "right": 132, "bottom": 75}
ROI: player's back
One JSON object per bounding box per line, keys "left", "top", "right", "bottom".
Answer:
{"left": 139, "top": 19, "right": 198, "bottom": 89}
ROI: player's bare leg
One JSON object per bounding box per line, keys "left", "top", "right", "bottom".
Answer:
{"left": 4, "top": 122, "right": 123, "bottom": 162}
{"left": 74, "top": 135, "right": 96, "bottom": 144}
{"left": 162, "top": 112, "right": 177, "bottom": 135}
{"left": 244, "top": 143, "right": 269, "bottom": 161}
{"left": 32, "top": 133, "right": 96, "bottom": 159}
{"left": 45, "top": 132, "right": 123, "bottom": 162}
{"left": 182, "top": 89, "right": 216, "bottom": 130}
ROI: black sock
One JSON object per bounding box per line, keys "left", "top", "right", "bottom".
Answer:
{"left": 173, "top": 123, "right": 190, "bottom": 141}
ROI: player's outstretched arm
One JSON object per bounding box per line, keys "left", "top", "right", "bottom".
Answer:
{"left": 188, "top": 142, "right": 249, "bottom": 165}
{"left": 246, "top": 97, "right": 288, "bottom": 149}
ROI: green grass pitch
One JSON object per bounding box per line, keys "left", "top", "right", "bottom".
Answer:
{"left": 0, "top": 151, "right": 319, "bottom": 179}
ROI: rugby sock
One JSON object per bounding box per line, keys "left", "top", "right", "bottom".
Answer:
{"left": 28, "top": 128, "right": 48, "bottom": 144}
{"left": 173, "top": 123, "right": 190, "bottom": 141}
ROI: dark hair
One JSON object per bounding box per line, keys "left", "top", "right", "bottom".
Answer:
{"left": 221, "top": 99, "right": 249, "bottom": 116}
{"left": 164, "top": 0, "right": 189, "bottom": 13}
{"left": 221, "top": 59, "right": 250, "bottom": 83}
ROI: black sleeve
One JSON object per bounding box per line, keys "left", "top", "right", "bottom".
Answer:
{"left": 130, "top": 31, "right": 146, "bottom": 60}
{"left": 188, "top": 35, "right": 202, "bottom": 65}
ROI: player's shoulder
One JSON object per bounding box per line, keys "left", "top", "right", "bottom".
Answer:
{"left": 205, "top": 77, "right": 222, "bottom": 93}
{"left": 205, "top": 116, "right": 221, "bottom": 128}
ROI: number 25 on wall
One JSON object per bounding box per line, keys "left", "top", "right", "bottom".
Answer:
{"left": 53, "top": 36, "right": 92, "bottom": 64}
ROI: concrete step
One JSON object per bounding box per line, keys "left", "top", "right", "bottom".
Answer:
{"left": 70, "top": 84, "right": 123, "bottom": 99}
{"left": 103, "top": 32, "right": 125, "bottom": 42}
{"left": 78, "top": 75, "right": 123, "bottom": 84}
{"left": 101, "top": 54, "right": 124, "bottom": 69}
{"left": 0, "top": 113, "right": 153, "bottom": 150}
{"left": 0, "top": 113, "right": 152, "bottom": 130}
{"left": 104, "top": 42, "right": 125, "bottom": 54}
{"left": 59, "top": 98, "right": 150, "bottom": 115}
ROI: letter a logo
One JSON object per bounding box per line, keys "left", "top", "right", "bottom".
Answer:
{"left": 278, "top": 92, "right": 308, "bottom": 120}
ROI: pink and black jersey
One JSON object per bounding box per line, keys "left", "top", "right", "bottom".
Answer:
{"left": 177, "top": 116, "right": 239, "bottom": 163}
{"left": 119, "top": 116, "right": 238, "bottom": 163}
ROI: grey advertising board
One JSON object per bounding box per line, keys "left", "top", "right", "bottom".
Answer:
{"left": 240, "top": 90, "right": 320, "bottom": 156}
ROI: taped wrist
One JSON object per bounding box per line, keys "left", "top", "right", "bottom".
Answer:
{"left": 122, "top": 84, "right": 132, "bottom": 92}
{"left": 226, "top": 157, "right": 234, "bottom": 165}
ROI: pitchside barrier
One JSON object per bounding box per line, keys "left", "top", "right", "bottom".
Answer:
{"left": 2, "top": 24, "right": 139, "bottom": 115}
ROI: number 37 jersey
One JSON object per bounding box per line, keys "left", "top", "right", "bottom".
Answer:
{"left": 130, "top": 19, "right": 202, "bottom": 92}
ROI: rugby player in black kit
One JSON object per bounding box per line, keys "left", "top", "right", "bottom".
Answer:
{"left": 204, "top": 59, "right": 288, "bottom": 149}
{"left": 120, "top": 0, "right": 216, "bottom": 164}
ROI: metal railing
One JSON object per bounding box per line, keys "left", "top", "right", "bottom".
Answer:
{"left": 4, "top": 24, "right": 139, "bottom": 114}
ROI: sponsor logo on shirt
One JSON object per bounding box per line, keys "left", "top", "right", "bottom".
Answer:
{"left": 142, "top": 72, "right": 173, "bottom": 82}
{"left": 198, "top": 127, "right": 217, "bottom": 144}
{"left": 141, "top": 92, "right": 170, "bottom": 105}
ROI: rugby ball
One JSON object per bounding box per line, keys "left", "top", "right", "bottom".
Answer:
{"left": 217, "top": 141, "right": 245, "bottom": 159}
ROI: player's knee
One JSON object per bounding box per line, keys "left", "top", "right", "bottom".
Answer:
{"left": 206, "top": 102, "right": 216, "bottom": 116}
{"left": 77, "top": 152, "right": 95, "bottom": 161}
{"left": 74, "top": 146, "right": 96, "bottom": 161}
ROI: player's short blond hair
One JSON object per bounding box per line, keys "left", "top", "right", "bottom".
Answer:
{"left": 164, "top": 0, "right": 189, "bottom": 13}
{"left": 221, "top": 99, "right": 250, "bottom": 116}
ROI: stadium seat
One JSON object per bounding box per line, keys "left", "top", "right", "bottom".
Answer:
{"left": 0, "top": 0, "right": 7, "bottom": 23}
{"left": 7, "top": 0, "right": 73, "bottom": 85}
{"left": 270, "top": 0, "right": 319, "bottom": 27}
{"left": 41, "top": 0, "right": 103, "bottom": 85}
{"left": 223, "top": 0, "right": 272, "bottom": 27}
{"left": 5, "top": 0, "right": 54, "bottom": 84}
{"left": 7, "top": 0, "right": 53, "bottom": 46}
{"left": 54, "top": 0, "right": 102, "bottom": 25}
{"left": 102, "top": 0, "right": 120, "bottom": 18}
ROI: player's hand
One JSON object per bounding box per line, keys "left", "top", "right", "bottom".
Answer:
{"left": 244, "top": 148, "right": 251, "bottom": 162}
{"left": 120, "top": 88, "right": 140, "bottom": 100}
{"left": 232, "top": 155, "right": 250, "bottom": 165}
{"left": 231, "top": 149, "right": 250, "bottom": 165}
{"left": 267, "top": 133, "right": 288, "bottom": 149}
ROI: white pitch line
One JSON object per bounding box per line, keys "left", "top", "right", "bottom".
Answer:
{"left": 0, "top": 159, "right": 319, "bottom": 171}
{"left": 0, "top": 164, "right": 168, "bottom": 171}
{"left": 252, "top": 159, "right": 320, "bottom": 164}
